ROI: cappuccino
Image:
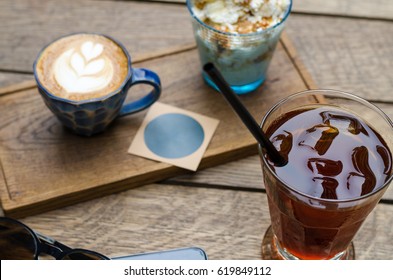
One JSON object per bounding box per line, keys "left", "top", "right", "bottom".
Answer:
{"left": 35, "top": 33, "right": 129, "bottom": 101}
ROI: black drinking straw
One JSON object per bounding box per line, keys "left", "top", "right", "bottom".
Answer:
{"left": 203, "top": 63, "right": 287, "bottom": 166}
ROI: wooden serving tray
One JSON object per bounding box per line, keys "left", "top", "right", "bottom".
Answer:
{"left": 0, "top": 34, "right": 315, "bottom": 217}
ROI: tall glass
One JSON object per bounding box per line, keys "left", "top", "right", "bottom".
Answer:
{"left": 186, "top": 0, "right": 292, "bottom": 95}
{"left": 259, "top": 90, "right": 393, "bottom": 260}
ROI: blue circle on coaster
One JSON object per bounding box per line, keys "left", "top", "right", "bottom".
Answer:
{"left": 144, "top": 113, "right": 205, "bottom": 159}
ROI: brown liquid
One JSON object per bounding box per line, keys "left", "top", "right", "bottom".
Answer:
{"left": 264, "top": 106, "right": 392, "bottom": 259}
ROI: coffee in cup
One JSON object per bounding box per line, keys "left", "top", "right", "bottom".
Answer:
{"left": 35, "top": 33, "right": 129, "bottom": 101}
{"left": 34, "top": 33, "right": 161, "bottom": 136}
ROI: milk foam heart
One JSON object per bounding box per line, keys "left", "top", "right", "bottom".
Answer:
{"left": 54, "top": 41, "right": 114, "bottom": 94}
{"left": 35, "top": 34, "right": 129, "bottom": 101}
{"left": 81, "top": 41, "right": 103, "bottom": 61}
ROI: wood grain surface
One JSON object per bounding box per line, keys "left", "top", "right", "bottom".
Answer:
{"left": 19, "top": 184, "right": 393, "bottom": 260}
{"left": 0, "top": 41, "right": 308, "bottom": 217}
{"left": 145, "top": 0, "right": 393, "bottom": 20}
{"left": 286, "top": 15, "right": 393, "bottom": 102}
{"left": 1, "top": 0, "right": 392, "bottom": 103}
{"left": 0, "top": 0, "right": 194, "bottom": 72}
{"left": 0, "top": 73, "right": 33, "bottom": 90}
{"left": 1, "top": 1, "right": 392, "bottom": 104}
{"left": 293, "top": 0, "right": 393, "bottom": 20}
{"left": 1, "top": 0, "right": 393, "bottom": 260}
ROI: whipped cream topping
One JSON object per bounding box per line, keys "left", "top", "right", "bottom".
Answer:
{"left": 192, "top": 0, "right": 291, "bottom": 33}
{"left": 54, "top": 41, "right": 114, "bottom": 95}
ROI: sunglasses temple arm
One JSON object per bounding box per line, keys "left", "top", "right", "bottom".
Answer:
{"left": 35, "top": 231, "right": 73, "bottom": 252}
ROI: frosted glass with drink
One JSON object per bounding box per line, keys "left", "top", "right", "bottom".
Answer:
{"left": 187, "top": 0, "right": 292, "bottom": 94}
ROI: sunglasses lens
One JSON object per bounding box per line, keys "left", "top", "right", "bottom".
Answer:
{"left": 61, "top": 250, "right": 109, "bottom": 260}
{"left": 0, "top": 218, "right": 38, "bottom": 259}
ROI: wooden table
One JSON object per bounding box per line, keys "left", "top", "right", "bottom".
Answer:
{"left": 0, "top": 0, "right": 392, "bottom": 259}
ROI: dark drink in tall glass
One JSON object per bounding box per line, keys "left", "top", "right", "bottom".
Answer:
{"left": 260, "top": 90, "right": 393, "bottom": 260}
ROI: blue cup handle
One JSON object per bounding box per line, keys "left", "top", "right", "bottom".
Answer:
{"left": 118, "top": 68, "right": 161, "bottom": 116}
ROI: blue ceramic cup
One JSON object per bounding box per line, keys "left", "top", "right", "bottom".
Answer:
{"left": 33, "top": 33, "right": 161, "bottom": 136}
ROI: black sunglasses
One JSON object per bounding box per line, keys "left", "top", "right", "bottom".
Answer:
{"left": 0, "top": 217, "right": 109, "bottom": 260}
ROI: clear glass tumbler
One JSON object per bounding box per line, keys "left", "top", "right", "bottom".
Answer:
{"left": 186, "top": 0, "right": 292, "bottom": 95}
{"left": 259, "top": 90, "right": 393, "bottom": 259}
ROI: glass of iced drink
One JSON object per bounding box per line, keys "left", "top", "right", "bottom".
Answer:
{"left": 187, "top": 0, "right": 292, "bottom": 95}
{"left": 259, "top": 90, "right": 393, "bottom": 260}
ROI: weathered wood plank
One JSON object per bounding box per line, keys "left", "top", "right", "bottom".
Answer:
{"left": 0, "top": 0, "right": 194, "bottom": 72}
{"left": 17, "top": 184, "right": 393, "bottom": 259}
{"left": 286, "top": 14, "right": 393, "bottom": 102}
{"left": 2, "top": 1, "right": 392, "bottom": 105}
{"left": 294, "top": 0, "right": 393, "bottom": 21}
{"left": 142, "top": 0, "right": 393, "bottom": 20}
{"left": 0, "top": 73, "right": 33, "bottom": 90}
{"left": 166, "top": 155, "right": 263, "bottom": 189}
{"left": 0, "top": 0, "right": 391, "bottom": 261}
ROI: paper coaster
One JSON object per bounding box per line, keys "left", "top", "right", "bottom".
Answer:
{"left": 128, "top": 102, "right": 219, "bottom": 171}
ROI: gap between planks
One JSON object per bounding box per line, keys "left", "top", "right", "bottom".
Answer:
{"left": 160, "top": 178, "right": 393, "bottom": 206}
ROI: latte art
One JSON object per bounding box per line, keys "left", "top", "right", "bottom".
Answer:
{"left": 35, "top": 34, "right": 129, "bottom": 101}
{"left": 54, "top": 41, "right": 113, "bottom": 95}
